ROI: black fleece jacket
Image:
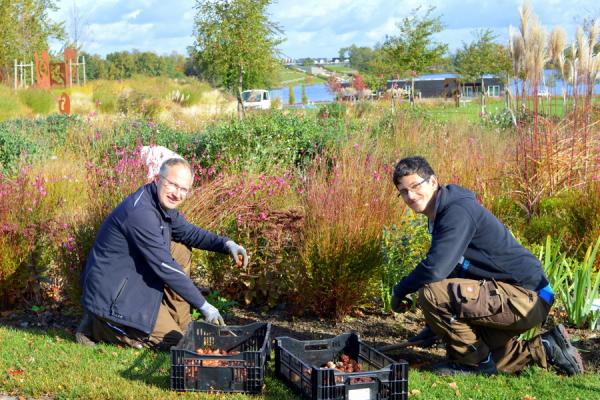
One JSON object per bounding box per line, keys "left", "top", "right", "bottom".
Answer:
{"left": 394, "top": 184, "right": 548, "bottom": 298}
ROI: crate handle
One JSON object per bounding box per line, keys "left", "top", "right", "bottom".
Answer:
{"left": 304, "top": 343, "right": 329, "bottom": 351}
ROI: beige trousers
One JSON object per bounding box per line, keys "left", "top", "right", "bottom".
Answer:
{"left": 91, "top": 242, "right": 193, "bottom": 350}
{"left": 418, "top": 278, "right": 551, "bottom": 373}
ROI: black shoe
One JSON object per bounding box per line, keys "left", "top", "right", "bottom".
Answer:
{"left": 408, "top": 325, "right": 438, "bottom": 348}
{"left": 541, "top": 324, "right": 584, "bottom": 375}
{"left": 75, "top": 311, "right": 96, "bottom": 347}
{"left": 431, "top": 354, "right": 497, "bottom": 376}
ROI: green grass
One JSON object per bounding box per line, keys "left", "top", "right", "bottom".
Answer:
{"left": 17, "top": 88, "right": 56, "bottom": 114}
{"left": 275, "top": 66, "right": 325, "bottom": 87}
{"left": 1, "top": 325, "right": 599, "bottom": 399}
{"left": 322, "top": 65, "right": 357, "bottom": 74}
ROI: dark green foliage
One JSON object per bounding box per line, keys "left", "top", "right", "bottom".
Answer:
{"left": 111, "top": 120, "right": 197, "bottom": 156}
{"left": 0, "top": 114, "right": 81, "bottom": 173}
{"left": 193, "top": 111, "right": 346, "bottom": 173}
{"left": 380, "top": 214, "right": 430, "bottom": 312}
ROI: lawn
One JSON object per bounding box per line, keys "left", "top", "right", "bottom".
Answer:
{"left": 1, "top": 325, "right": 599, "bottom": 400}
{"left": 275, "top": 65, "right": 325, "bottom": 86}
{"left": 322, "top": 65, "right": 358, "bottom": 75}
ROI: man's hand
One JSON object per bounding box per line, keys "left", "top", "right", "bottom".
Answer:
{"left": 391, "top": 294, "right": 412, "bottom": 313}
{"left": 391, "top": 283, "right": 412, "bottom": 313}
{"left": 225, "top": 240, "right": 248, "bottom": 267}
{"left": 199, "top": 301, "right": 225, "bottom": 325}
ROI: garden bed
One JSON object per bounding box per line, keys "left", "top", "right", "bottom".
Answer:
{"left": 1, "top": 305, "right": 598, "bottom": 374}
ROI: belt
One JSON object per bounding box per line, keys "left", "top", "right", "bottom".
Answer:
{"left": 538, "top": 283, "right": 554, "bottom": 304}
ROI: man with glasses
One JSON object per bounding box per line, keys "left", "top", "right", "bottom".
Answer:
{"left": 390, "top": 156, "right": 583, "bottom": 376}
{"left": 76, "top": 157, "right": 248, "bottom": 350}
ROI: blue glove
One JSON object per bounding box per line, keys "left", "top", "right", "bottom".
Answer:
{"left": 225, "top": 240, "right": 248, "bottom": 267}
{"left": 199, "top": 301, "right": 225, "bottom": 325}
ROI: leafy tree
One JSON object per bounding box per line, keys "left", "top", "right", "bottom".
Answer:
{"left": 192, "top": 0, "right": 284, "bottom": 116}
{"left": 301, "top": 84, "right": 308, "bottom": 104}
{"left": 106, "top": 51, "right": 136, "bottom": 79}
{"left": 288, "top": 83, "right": 295, "bottom": 104}
{"left": 378, "top": 6, "right": 448, "bottom": 104}
{"left": 454, "top": 29, "right": 511, "bottom": 113}
{"left": 339, "top": 44, "right": 375, "bottom": 72}
{"left": 0, "top": 0, "right": 65, "bottom": 81}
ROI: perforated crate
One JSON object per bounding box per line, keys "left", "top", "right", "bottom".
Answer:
{"left": 275, "top": 332, "right": 408, "bottom": 400}
{"left": 171, "top": 321, "right": 271, "bottom": 393}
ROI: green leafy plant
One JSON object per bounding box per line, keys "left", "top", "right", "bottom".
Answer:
{"left": 558, "top": 236, "right": 600, "bottom": 330}
{"left": 538, "top": 235, "right": 571, "bottom": 294}
{"left": 380, "top": 212, "right": 430, "bottom": 312}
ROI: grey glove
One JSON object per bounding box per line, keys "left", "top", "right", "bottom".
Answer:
{"left": 199, "top": 301, "right": 225, "bottom": 325}
{"left": 225, "top": 240, "right": 248, "bottom": 267}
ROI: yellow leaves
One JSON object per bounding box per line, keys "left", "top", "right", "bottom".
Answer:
{"left": 521, "top": 396, "right": 537, "bottom": 400}
{"left": 448, "top": 381, "right": 461, "bottom": 397}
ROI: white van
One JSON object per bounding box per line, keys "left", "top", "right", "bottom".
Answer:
{"left": 242, "top": 89, "right": 271, "bottom": 110}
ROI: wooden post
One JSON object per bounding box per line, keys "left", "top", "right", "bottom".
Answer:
{"left": 14, "top": 60, "right": 17, "bottom": 90}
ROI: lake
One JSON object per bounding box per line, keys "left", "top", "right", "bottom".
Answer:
{"left": 270, "top": 83, "right": 334, "bottom": 105}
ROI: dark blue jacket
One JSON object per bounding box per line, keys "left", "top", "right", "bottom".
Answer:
{"left": 394, "top": 184, "right": 548, "bottom": 298}
{"left": 81, "top": 182, "right": 230, "bottom": 334}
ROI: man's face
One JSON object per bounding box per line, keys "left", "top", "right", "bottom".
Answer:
{"left": 396, "top": 173, "right": 438, "bottom": 215}
{"left": 155, "top": 164, "right": 193, "bottom": 210}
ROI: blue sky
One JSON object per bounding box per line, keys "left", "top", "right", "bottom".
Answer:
{"left": 49, "top": 0, "right": 599, "bottom": 58}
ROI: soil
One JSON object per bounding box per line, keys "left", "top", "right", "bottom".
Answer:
{"left": 1, "top": 305, "right": 599, "bottom": 373}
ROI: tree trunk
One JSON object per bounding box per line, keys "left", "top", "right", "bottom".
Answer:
{"left": 237, "top": 65, "right": 245, "bottom": 119}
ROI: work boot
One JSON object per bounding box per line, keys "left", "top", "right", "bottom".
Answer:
{"left": 75, "top": 311, "right": 96, "bottom": 347}
{"left": 430, "top": 353, "right": 497, "bottom": 376}
{"left": 541, "top": 324, "right": 584, "bottom": 375}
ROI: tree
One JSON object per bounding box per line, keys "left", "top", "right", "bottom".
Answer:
{"left": 378, "top": 7, "right": 448, "bottom": 104}
{"left": 301, "top": 84, "right": 308, "bottom": 104}
{"left": 288, "top": 83, "right": 295, "bottom": 104}
{"left": 339, "top": 44, "right": 375, "bottom": 72}
{"left": 0, "top": 0, "right": 65, "bottom": 81}
{"left": 454, "top": 29, "right": 511, "bottom": 113}
{"left": 193, "top": 0, "right": 283, "bottom": 116}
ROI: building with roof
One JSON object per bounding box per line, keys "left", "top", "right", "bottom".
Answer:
{"left": 387, "top": 73, "right": 504, "bottom": 99}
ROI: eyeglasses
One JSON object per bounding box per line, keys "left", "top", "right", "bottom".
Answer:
{"left": 397, "top": 177, "right": 429, "bottom": 198}
{"left": 160, "top": 175, "right": 191, "bottom": 197}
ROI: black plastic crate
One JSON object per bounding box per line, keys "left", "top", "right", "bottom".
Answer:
{"left": 171, "top": 321, "right": 271, "bottom": 394}
{"left": 275, "top": 333, "right": 408, "bottom": 400}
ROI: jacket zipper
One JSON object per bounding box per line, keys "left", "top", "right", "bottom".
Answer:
{"left": 110, "top": 278, "right": 128, "bottom": 318}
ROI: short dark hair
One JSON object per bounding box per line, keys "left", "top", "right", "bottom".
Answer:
{"left": 392, "top": 156, "right": 435, "bottom": 186}
{"left": 159, "top": 158, "right": 191, "bottom": 177}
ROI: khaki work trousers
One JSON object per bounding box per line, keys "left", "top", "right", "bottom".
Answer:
{"left": 91, "top": 242, "right": 193, "bottom": 350}
{"left": 418, "top": 278, "right": 552, "bottom": 373}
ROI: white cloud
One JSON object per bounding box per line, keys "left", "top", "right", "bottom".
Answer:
{"left": 48, "top": 0, "right": 600, "bottom": 58}
{"left": 123, "top": 9, "right": 141, "bottom": 20}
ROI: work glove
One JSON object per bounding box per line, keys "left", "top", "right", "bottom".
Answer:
{"left": 391, "top": 283, "right": 411, "bottom": 313}
{"left": 199, "top": 301, "right": 225, "bottom": 325}
{"left": 225, "top": 240, "right": 248, "bottom": 267}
